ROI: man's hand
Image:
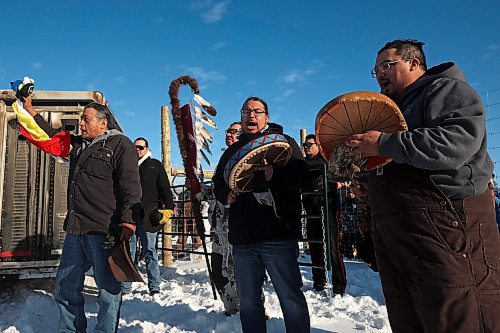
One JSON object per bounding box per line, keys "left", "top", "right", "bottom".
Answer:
{"left": 344, "top": 131, "right": 382, "bottom": 157}
{"left": 22, "top": 94, "right": 37, "bottom": 117}
{"left": 258, "top": 165, "right": 274, "bottom": 181}
{"left": 227, "top": 191, "right": 238, "bottom": 204}
{"left": 119, "top": 222, "right": 136, "bottom": 241}
{"left": 256, "top": 159, "right": 273, "bottom": 181}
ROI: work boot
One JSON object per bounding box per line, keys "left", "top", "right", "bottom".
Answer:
{"left": 149, "top": 289, "right": 160, "bottom": 296}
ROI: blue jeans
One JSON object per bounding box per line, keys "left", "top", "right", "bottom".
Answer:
{"left": 54, "top": 233, "right": 122, "bottom": 333}
{"left": 122, "top": 224, "right": 161, "bottom": 292}
{"left": 233, "top": 240, "right": 310, "bottom": 333}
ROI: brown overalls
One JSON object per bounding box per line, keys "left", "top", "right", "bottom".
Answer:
{"left": 368, "top": 163, "right": 500, "bottom": 333}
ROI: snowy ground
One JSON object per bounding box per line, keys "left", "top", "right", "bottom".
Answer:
{"left": 0, "top": 253, "right": 391, "bottom": 333}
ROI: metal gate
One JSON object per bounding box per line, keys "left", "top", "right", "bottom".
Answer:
{"left": 157, "top": 180, "right": 210, "bottom": 260}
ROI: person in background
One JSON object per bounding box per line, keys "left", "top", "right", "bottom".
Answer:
{"left": 339, "top": 189, "right": 362, "bottom": 260}
{"left": 347, "top": 39, "right": 500, "bottom": 333}
{"left": 213, "top": 96, "right": 310, "bottom": 333}
{"left": 302, "top": 134, "right": 347, "bottom": 294}
{"left": 492, "top": 178, "right": 500, "bottom": 231}
{"left": 122, "top": 137, "right": 174, "bottom": 296}
{"left": 495, "top": 197, "right": 500, "bottom": 230}
{"left": 208, "top": 122, "right": 242, "bottom": 315}
{"left": 354, "top": 199, "right": 378, "bottom": 272}
{"left": 224, "top": 121, "right": 242, "bottom": 148}
{"left": 23, "top": 95, "right": 141, "bottom": 333}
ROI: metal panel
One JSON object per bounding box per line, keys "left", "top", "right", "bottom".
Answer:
{"left": 47, "top": 115, "right": 80, "bottom": 253}
{"left": 0, "top": 101, "right": 7, "bottom": 230}
{"left": 1, "top": 119, "right": 39, "bottom": 261}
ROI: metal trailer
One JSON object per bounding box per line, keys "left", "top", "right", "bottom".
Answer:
{"left": 0, "top": 90, "right": 120, "bottom": 279}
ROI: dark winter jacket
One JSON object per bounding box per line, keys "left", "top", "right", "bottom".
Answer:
{"left": 139, "top": 157, "right": 174, "bottom": 232}
{"left": 378, "top": 62, "right": 494, "bottom": 200}
{"left": 302, "top": 154, "right": 339, "bottom": 214}
{"left": 34, "top": 113, "right": 142, "bottom": 234}
{"left": 213, "top": 123, "right": 307, "bottom": 245}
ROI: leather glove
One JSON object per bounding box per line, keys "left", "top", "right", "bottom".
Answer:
{"left": 17, "top": 83, "right": 34, "bottom": 102}
{"left": 150, "top": 209, "right": 174, "bottom": 228}
{"left": 158, "top": 209, "right": 174, "bottom": 225}
{"left": 119, "top": 222, "right": 136, "bottom": 241}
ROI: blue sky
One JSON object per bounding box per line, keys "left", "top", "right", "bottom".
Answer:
{"left": 1, "top": 0, "right": 500, "bottom": 173}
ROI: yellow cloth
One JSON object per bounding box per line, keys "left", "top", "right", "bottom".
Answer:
{"left": 12, "top": 101, "right": 50, "bottom": 141}
{"left": 158, "top": 209, "right": 174, "bottom": 224}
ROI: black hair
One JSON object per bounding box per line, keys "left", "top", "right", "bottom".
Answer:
{"left": 134, "top": 137, "right": 149, "bottom": 147}
{"left": 229, "top": 121, "right": 242, "bottom": 127}
{"left": 242, "top": 96, "right": 269, "bottom": 114}
{"left": 304, "top": 134, "right": 316, "bottom": 143}
{"left": 84, "top": 102, "right": 116, "bottom": 129}
{"left": 378, "top": 39, "right": 427, "bottom": 71}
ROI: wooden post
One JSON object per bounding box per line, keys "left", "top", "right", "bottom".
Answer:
{"left": 161, "top": 106, "right": 173, "bottom": 267}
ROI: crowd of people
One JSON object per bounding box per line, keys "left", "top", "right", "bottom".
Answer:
{"left": 19, "top": 38, "right": 500, "bottom": 333}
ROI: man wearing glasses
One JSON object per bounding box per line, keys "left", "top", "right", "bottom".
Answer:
{"left": 122, "top": 137, "right": 174, "bottom": 296}
{"left": 302, "top": 134, "right": 346, "bottom": 295}
{"left": 213, "top": 97, "right": 310, "bottom": 332}
{"left": 224, "top": 121, "right": 242, "bottom": 147}
{"left": 209, "top": 121, "right": 242, "bottom": 315}
{"left": 346, "top": 39, "right": 500, "bottom": 332}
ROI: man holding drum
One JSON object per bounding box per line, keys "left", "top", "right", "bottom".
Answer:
{"left": 346, "top": 39, "right": 500, "bottom": 332}
{"left": 213, "top": 97, "right": 310, "bottom": 332}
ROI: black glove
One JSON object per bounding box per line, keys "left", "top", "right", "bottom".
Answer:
{"left": 16, "top": 83, "right": 34, "bottom": 102}
{"left": 102, "top": 227, "right": 121, "bottom": 249}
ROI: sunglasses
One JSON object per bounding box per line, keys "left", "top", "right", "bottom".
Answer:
{"left": 303, "top": 142, "right": 316, "bottom": 148}
{"left": 135, "top": 145, "right": 147, "bottom": 151}
{"left": 225, "top": 129, "right": 241, "bottom": 134}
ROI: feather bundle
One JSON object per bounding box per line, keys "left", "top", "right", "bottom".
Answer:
{"left": 168, "top": 75, "right": 218, "bottom": 186}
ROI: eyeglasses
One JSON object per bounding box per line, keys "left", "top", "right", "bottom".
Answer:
{"left": 240, "top": 108, "right": 267, "bottom": 117}
{"left": 225, "top": 128, "right": 241, "bottom": 135}
{"left": 135, "top": 145, "right": 147, "bottom": 151}
{"left": 371, "top": 59, "right": 413, "bottom": 78}
{"left": 303, "top": 142, "right": 316, "bottom": 148}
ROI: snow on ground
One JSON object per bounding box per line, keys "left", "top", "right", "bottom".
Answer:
{"left": 0, "top": 254, "right": 391, "bottom": 333}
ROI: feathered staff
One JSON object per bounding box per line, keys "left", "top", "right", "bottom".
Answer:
{"left": 168, "top": 75, "right": 218, "bottom": 298}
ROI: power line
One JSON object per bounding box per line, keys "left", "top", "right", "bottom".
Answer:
{"left": 485, "top": 101, "right": 500, "bottom": 108}
{"left": 485, "top": 88, "right": 500, "bottom": 180}
{"left": 481, "top": 88, "right": 500, "bottom": 95}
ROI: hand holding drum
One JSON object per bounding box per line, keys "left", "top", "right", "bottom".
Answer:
{"left": 223, "top": 133, "right": 291, "bottom": 193}
{"left": 315, "top": 91, "right": 407, "bottom": 180}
